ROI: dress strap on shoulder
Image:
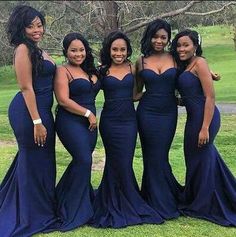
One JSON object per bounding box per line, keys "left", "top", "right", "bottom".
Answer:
{"left": 128, "top": 62, "right": 135, "bottom": 78}
{"left": 129, "top": 63, "right": 132, "bottom": 73}
{"left": 186, "top": 58, "right": 199, "bottom": 72}
{"left": 141, "top": 56, "right": 145, "bottom": 70}
{"left": 63, "top": 66, "right": 74, "bottom": 82}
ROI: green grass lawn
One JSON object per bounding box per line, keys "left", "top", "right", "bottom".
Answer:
{"left": 0, "top": 25, "right": 236, "bottom": 237}
{"left": 191, "top": 25, "right": 236, "bottom": 102}
{"left": 0, "top": 25, "right": 236, "bottom": 105}
{"left": 0, "top": 113, "right": 236, "bottom": 237}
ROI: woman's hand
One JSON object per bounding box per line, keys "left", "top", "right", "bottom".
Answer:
{"left": 88, "top": 112, "right": 97, "bottom": 131}
{"left": 133, "top": 92, "right": 143, "bottom": 102}
{"left": 198, "top": 127, "right": 209, "bottom": 147}
{"left": 34, "top": 123, "right": 47, "bottom": 147}
{"left": 210, "top": 70, "right": 221, "bottom": 81}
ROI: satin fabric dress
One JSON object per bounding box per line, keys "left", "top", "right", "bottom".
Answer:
{"left": 177, "top": 70, "right": 236, "bottom": 226}
{"left": 0, "top": 60, "right": 58, "bottom": 237}
{"left": 54, "top": 74, "right": 100, "bottom": 231}
{"left": 136, "top": 62, "right": 182, "bottom": 219}
{"left": 91, "top": 71, "right": 163, "bottom": 228}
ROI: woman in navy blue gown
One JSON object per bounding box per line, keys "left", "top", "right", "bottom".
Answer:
{"left": 91, "top": 31, "right": 163, "bottom": 228}
{"left": 134, "top": 19, "right": 182, "bottom": 220}
{"left": 0, "top": 5, "right": 58, "bottom": 237}
{"left": 170, "top": 29, "right": 236, "bottom": 226}
{"left": 53, "top": 32, "right": 100, "bottom": 231}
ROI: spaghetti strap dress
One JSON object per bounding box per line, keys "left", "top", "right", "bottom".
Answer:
{"left": 54, "top": 69, "right": 100, "bottom": 231}
{"left": 136, "top": 57, "right": 182, "bottom": 219}
{"left": 177, "top": 70, "right": 236, "bottom": 226}
{"left": 91, "top": 67, "right": 164, "bottom": 228}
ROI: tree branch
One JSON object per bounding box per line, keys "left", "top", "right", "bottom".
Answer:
{"left": 184, "top": 1, "right": 236, "bottom": 16}
{"left": 49, "top": 3, "right": 67, "bottom": 30}
{"left": 0, "top": 19, "right": 7, "bottom": 24}
{"left": 51, "top": 0, "right": 84, "bottom": 15}
{"left": 121, "top": 16, "right": 154, "bottom": 28}
{"left": 124, "top": 1, "right": 201, "bottom": 34}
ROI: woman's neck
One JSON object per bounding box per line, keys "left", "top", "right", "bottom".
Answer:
{"left": 182, "top": 56, "right": 197, "bottom": 71}
{"left": 67, "top": 61, "right": 82, "bottom": 68}
{"left": 185, "top": 56, "right": 196, "bottom": 67}
{"left": 111, "top": 61, "right": 129, "bottom": 68}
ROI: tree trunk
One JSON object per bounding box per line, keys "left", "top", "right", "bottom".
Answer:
{"left": 103, "top": 1, "right": 119, "bottom": 36}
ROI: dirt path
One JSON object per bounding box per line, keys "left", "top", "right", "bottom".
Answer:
{"left": 96, "top": 103, "right": 236, "bottom": 116}
{"left": 177, "top": 103, "right": 236, "bottom": 114}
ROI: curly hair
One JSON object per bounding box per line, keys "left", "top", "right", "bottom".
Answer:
{"left": 170, "top": 29, "right": 203, "bottom": 72}
{"left": 141, "top": 18, "right": 171, "bottom": 57}
{"left": 6, "top": 5, "right": 46, "bottom": 76}
{"left": 99, "top": 31, "right": 132, "bottom": 77}
{"left": 62, "top": 32, "right": 98, "bottom": 81}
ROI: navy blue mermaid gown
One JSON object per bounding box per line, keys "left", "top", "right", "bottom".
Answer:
{"left": 136, "top": 66, "right": 182, "bottom": 219}
{"left": 0, "top": 60, "right": 58, "bottom": 237}
{"left": 91, "top": 71, "right": 163, "bottom": 228}
{"left": 177, "top": 71, "right": 236, "bottom": 226}
{"left": 55, "top": 76, "right": 100, "bottom": 231}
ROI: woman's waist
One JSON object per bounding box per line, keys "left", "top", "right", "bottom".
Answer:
{"left": 180, "top": 93, "right": 205, "bottom": 99}
{"left": 140, "top": 93, "right": 177, "bottom": 106}
{"left": 33, "top": 85, "right": 53, "bottom": 95}
{"left": 104, "top": 96, "right": 133, "bottom": 102}
{"left": 101, "top": 110, "right": 136, "bottom": 119}
{"left": 15, "top": 90, "right": 53, "bottom": 98}
{"left": 70, "top": 96, "right": 96, "bottom": 105}
{"left": 103, "top": 98, "right": 134, "bottom": 108}
{"left": 137, "top": 102, "right": 177, "bottom": 114}
{"left": 10, "top": 91, "right": 53, "bottom": 110}
{"left": 56, "top": 104, "right": 96, "bottom": 115}
{"left": 101, "top": 102, "right": 135, "bottom": 117}
{"left": 144, "top": 91, "right": 175, "bottom": 97}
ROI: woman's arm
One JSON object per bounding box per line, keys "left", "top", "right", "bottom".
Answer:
{"left": 14, "top": 44, "right": 47, "bottom": 146}
{"left": 195, "top": 57, "right": 215, "bottom": 147}
{"left": 54, "top": 66, "right": 97, "bottom": 130}
{"left": 133, "top": 58, "right": 144, "bottom": 101}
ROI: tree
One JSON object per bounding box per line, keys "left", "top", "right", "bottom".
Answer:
{"left": 0, "top": 0, "right": 236, "bottom": 65}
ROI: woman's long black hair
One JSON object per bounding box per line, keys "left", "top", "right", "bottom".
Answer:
{"left": 170, "top": 29, "right": 203, "bottom": 72}
{"left": 6, "top": 5, "right": 46, "bottom": 75}
{"left": 141, "top": 18, "right": 171, "bottom": 57}
{"left": 62, "top": 32, "right": 98, "bottom": 81}
{"left": 99, "top": 30, "right": 132, "bottom": 77}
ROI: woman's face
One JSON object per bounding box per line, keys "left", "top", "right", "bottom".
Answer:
{"left": 25, "top": 17, "right": 44, "bottom": 43}
{"left": 151, "top": 28, "right": 169, "bottom": 52}
{"left": 110, "top": 38, "right": 127, "bottom": 65}
{"left": 176, "top": 35, "right": 197, "bottom": 61}
{"left": 66, "top": 39, "right": 86, "bottom": 66}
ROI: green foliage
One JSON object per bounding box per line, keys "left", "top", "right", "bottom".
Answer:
{"left": 194, "top": 25, "right": 233, "bottom": 46}
{"left": 192, "top": 25, "right": 236, "bottom": 102}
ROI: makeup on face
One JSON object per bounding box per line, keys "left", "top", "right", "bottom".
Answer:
{"left": 151, "top": 28, "right": 169, "bottom": 52}
{"left": 67, "top": 39, "right": 86, "bottom": 66}
{"left": 176, "top": 36, "right": 197, "bottom": 61}
{"left": 110, "top": 39, "right": 127, "bottom": 65}
{"left": 25, "top": 17, "right": 44, "bottom": 43}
